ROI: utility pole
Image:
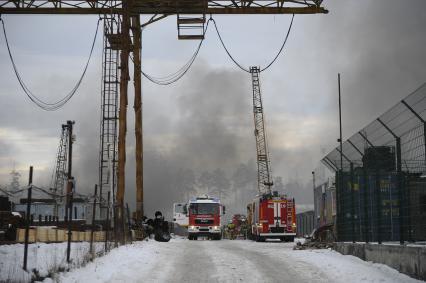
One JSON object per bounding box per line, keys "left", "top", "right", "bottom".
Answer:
{"left": 132, "top": 15, "right": 144, "bottom": 223}
{"left": 116, "top": 0, "right": 130, "bottom": 245}
{"left": 65, "top": 120, "right": 75, "bottom": 263}
{"left": 337, "top": 73, "right": 343, "bottom": 242}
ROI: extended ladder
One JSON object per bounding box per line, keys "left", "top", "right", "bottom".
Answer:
{"left": 250, "top": 66, "right": 273, "bottom": 195}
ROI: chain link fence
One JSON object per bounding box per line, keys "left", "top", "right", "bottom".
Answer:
{"left": 321, "top": 83, "right": 426, "bottom": 243}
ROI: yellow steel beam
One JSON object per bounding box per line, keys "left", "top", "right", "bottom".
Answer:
{"left": 0, "top": 0, "right": 328, "bottom": 14}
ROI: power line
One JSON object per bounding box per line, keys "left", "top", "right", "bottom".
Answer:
{"left": 211, "top": 14, "right": 295, "bottom": 73}
{"left": 139, "top": 19, "right": 211, "bottom": 85}
{"left": 0, "top": 17, "right": 102, "bottom": 111}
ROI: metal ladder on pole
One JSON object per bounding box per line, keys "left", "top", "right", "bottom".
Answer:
{"left": 99, "top": 14, "right": 120, "bottom": 220}
{"left": 287, "top": 200, "right": 293, "bottom": 230}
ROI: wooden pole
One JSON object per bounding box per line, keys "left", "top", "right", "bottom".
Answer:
{"left": 116, "top": 3, "right": 130, "bottom": 245}
{"left": 132, "top": 15, "right": 144, "bottom": 223}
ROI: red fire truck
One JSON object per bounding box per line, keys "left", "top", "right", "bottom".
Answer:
{"left": 247, "top": 192, "right": 296, "bottom": 242}
{"left": 187, "top": 195, "right": 224, "bottom": 240}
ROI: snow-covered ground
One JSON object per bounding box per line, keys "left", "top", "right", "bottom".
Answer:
{"left": 41, "top": 237, "right": 423, "bottom": 283}
{"left": 0, "top": 242, "right": 106, "bottom": 282}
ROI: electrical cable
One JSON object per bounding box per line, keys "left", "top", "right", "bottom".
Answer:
{"left": 139, "top": 19, "right": 211, "bottom": 85}
{"left": 211, "top": 14, "right": 295, "bottom": 73}
{"left": 0, "top": 17, "right": 102, "bottom": 111}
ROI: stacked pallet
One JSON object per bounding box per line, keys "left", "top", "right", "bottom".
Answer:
{"left": 16, "top": 228, "right": 106, "bottom": 243}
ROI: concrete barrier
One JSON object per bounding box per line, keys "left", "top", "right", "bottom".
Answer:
{"left": 334, "top": 242, "right": 426, "bottom": 280}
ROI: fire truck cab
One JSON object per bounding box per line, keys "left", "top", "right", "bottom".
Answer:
{"left": 247, "top": 192, "right": 296, "bottom": 242}
{"left": 187, "top": 195, "right": 224, "bottom": 240}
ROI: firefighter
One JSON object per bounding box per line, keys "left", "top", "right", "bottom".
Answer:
{"left": 227, "top": 221, "right": 236, "bottom": 240}
{"left": 153, "top": 211, "right": 171, "bottom": 242}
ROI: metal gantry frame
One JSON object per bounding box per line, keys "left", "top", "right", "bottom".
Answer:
{"left": 0, "top": 0, "right": 327, "bottom": 243}
{"left": 0, "top": 0, "right": 327, "bottom": 14}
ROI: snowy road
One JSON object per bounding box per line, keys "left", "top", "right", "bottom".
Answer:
{"left": 55, "top": 238, "right": 422, "bottom": 283}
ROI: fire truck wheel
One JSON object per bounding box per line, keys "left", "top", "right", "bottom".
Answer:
{"left": 255, "top": 235, "right": 265, "bottom": 242}
{"left": 212, "top": 234, "right": 221, "bottom": 240}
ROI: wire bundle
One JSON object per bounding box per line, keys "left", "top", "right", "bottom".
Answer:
{"left": 211, "top": 14, "right": 295, "bottom": 73}
{"left": 140, "top": 19, "right": 211, "bottom": 85}
{"left": 0, "top": 18, "right": 101, "bottom": 111}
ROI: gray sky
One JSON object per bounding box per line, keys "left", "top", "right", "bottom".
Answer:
{"left": 0, "top": 0, "right": 425, "bottom": 216}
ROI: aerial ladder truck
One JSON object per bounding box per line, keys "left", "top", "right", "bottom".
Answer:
{"left": 247, "top": 67, "right": 296, "bottom": 242}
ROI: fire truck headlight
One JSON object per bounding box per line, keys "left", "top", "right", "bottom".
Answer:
{"left": 292, "top": 223, "right": 296, "bottom": 228}
{"left": 189, "top": 226, "right": 196, "bottom": 231}
{"left": 213, "top": 226, "right": 220, "bottom": 231}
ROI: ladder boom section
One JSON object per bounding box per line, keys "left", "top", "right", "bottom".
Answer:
{"left": 250, "top": 66, "right": 273, "bottom": 195}
{"left": 52, "top": 126, "right": 69, "bottom": 196}
{"left": 0, "top": 0, "right": 328, "bottom": 14}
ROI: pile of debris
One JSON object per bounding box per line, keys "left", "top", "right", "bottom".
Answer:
{"left": 293, "top": 223, "right": 335, "bottom": 250}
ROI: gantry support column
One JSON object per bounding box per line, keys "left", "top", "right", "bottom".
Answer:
{"left": 117, "top": 1, "right": 131, "bottom": 244}
{"left": 131, "top": 15, "right": 144, "bottom": 222}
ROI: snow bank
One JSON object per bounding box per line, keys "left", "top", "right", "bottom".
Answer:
{"left": 264, "top": 242, "right": 422, "bottom": 283}
{"left": 55, "top": 239, "right": 184, "bottom": 283}
{"left": 0, "top": 242, "right": 105, "bottom": 282}
{"left": 19, "top": 238, "right": 423, "bottom": 283}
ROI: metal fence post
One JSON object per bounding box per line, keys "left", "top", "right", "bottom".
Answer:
{"left": 335, "top": 170, "right": 340, "bottom": 241}
{"left": 375, "top": 171, "right": 382, "bottom": 244}
{"left": 90, "top": 184, "right": 98, "bottom": 257}
{"left": 363, "top": 166, "right": 370, "bottom": 243}
{"left": 350, "top": 163, "right": 355, "bottom": 243}
{"left": 23, "top": 166, "right": 33, "bottom": 271}
{"left": 105, "top": 191, "right": 110, "bottom": 253}
{"left": 396, "top": 137, "right": 404, "bottom": 244}
{"left": 126, "top": 203, "right": 132, "bottom": 243}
